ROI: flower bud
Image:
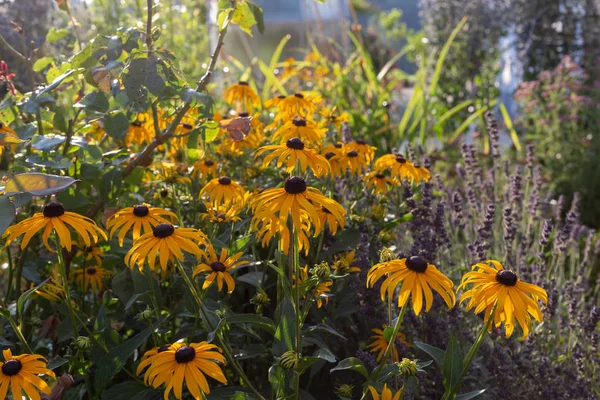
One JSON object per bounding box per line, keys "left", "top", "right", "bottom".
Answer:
{"left": 280, "top": 350, "right": 301, "bottom": 370}
{"left": 75, "top": 336, "right": 92, "bottom": 351}
{"left": 312, "top": 262, "right": 330, "bottom": 280}
{"left": 398, "top": 358, "right": 418, "bottom": 377}
{"left": 379, "top": 247, "right": 397, "bottom": 263}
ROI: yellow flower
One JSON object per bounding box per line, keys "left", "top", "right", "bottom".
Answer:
{"left": 255, "top": 137, "right": 330, "bottom": 177}
{"left": 363, "top": 172, "right": 399, "bottom": 195}
{"left": 0, "top": 122, "right": 24, "bottom": 157}
{"left": 192, "top": 159, "right": 218, "bottom": 180}
{"left": 126, "top": 116, "right": 153, "bottom": 146}
{"left": 264, "top": 94, "right": 286, "bottom": 109}
{"left": 458, "top": 260, "right": 548, "bottom": 339}
{"left": 223, "top": 81, "right": 261, "bottom": 111}
{"left": 367, "top": 326, "right": 409, "bottom": 362}
{"left": 277, "top": 92, "right": 319, "bottom": 117}
{"left": 125, "top": 224, "right": 206, "bottom": 274}
{"left": 137, "top": 342, "right": 227, "bottom": 399}
{"left": 199, "top": 176, "right": 246, "bottom": 207}
{"left": 106, "top": 203, "right": 178, "bottom": 246}
{"left": 314, "top": 280, "right": 333, "bottom": 308}
{"left": 155, "top": 161, "right": 191, "bottom": 185}
{"left": 272, "top": 117, "right": 326, "bottom": 145}
{"left": 346, "top": 140, "right": 376, "bottom": 164}
{"left": 251, "top": 176, "right": 345, "bottom": 238}
{"left": 71, "top": 265, "right": 111, "bottom": 293}
{"left": 367, "top": 256, "right": 456, "bottom": 315}
{"left": 330, "top": 149, "right": 367, "bottom": 175}
{"left": 316, "top": 205, "right": 345, "bottom": 236}
{"left": 193, "top": 244, "right": 247, "bottom": 293}
{"left": 201, "top": 203, "right": 242, "bottom": 223}
{"left": 75, "top": 237, "right": 104, "bottom": 266}
{"left": 319, "top": 106, "right": 349, "bottom": 130}
{"left": 374, "top": 154, "right": 430, "bottom": 183}
{"left": 332, "top": 251, "right": 361, "bottom": 274}
{"left": 0, "top": 349, "right": 55, "bottom": 400}
{"left": 3, "top": 202, "right": 107, "bottom": 252}
{"left": 35, "top": 273, "right": 66, "bottom": 302}
{"left": 254, "top": 214, "right": 312, "bottom": 256}
{"left": 368, "top": 384, "right": 401, "bottom": 400}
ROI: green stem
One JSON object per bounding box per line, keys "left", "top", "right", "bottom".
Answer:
{"left": 56, "top": 238, "right": 80, "bottom": 340}
{"left": 4, "top": 246, "right": 14, "bottom": 302}
{"left": 174, "top": 260, "right": 265, "bottom": 400}
{"left": 6, "top": 313, "right": 33, "bottom": 353}
{"left": 292, "top": 226, "right": 301, "bottom": 400}
{"left": 443, "top": 302, "right": 498, "bottom": 400}
{"left": 372, "top": 305, "right": 407, "bottom": 380}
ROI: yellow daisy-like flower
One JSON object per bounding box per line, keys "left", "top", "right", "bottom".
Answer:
{"left": 0, "top": 349, "right": 55, "bottom": 400}
{"left": 368, "top": 384, "right": 401, "bottom": 400}
{"left": 35, "top": 273, "right": 65, "bottom": 302}
{"left": 367, "top": 256, "right": 456, "bottom": 315}
{"left": 192, "top": 159, "right": 218, "bottom": 180}
{"left": 106, "top": 203, "right": 178, "bottom": 246}
{"left": 2, "top": 202, "right": 107, "bottom": 252}
{"left": 223, "top": 81, "right": 261, "bottom": 111}
{"left": 330, "top": 149, "right": 367, "bottom": 175}
{"left": 272, "top": 117, "right": 326, "bottom": 146}
{"left": 0, "top": 122, "right": 24, "bottom": 157}
{"left": 255, "top": 137, "right": 331, "bottom": 177}
{"left": 254, "top": 214, "right": 312, "bottom": 256}
{"left": 319, "top": 106, "right": 349, "bottom": 130}
{"left": 71, "top": 265, "right": 111, "bottom": 293}
{"left": 458, "top": 260, "right": 548, "bottom": 339}
{"left": 126, "top": 118, "right": 153, "bottom": 146}
{"left": 316, "top": 205, "right": 345, "bottom": 236}
{"left": 199, "top": 176, "right": 246, "bottom": 207}
{"left": 367, "top": 326, "right": 410, "bottom": 362}
{"left": 155, "top": 161, "right": 192, "bottom": 185}
{"left": 374, "top": 154, "right": 431, "bottom": 183}
{"left": 125, "top": 223, "right": 205, "bottom": 273}
{"left": 264, "top": 94, "right": 286, "bottom": 109}
{"left": 201, "top": 203, "right": 242, "bottom": 223}
{"left": 137, "top": 342, "right": 227, "bottom": 399}
{"left": 332, "top": 251, "right": 361, "bottom": 274}
{"left": 363, "top": 172, "right": 399, "bottom": 195}
{"left": 251, "top": 176, "right": 346, "bottom": 238}
{"left": 346, "top": 139, "right": 376, "bottom": 164}
{"left": 193, "top": 245, "right": 247, "bottom": 293}
{"left": 314, "top": 280, "right": 333, "bottom": 308}
{"left": 75, "top": 237, "right": 104, "bottom": 266}
{"left": 277, "top": 92, "right": 316, "bottom": 117}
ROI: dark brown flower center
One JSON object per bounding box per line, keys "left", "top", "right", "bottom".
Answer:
{"left": 277, "top": 95, "right": 286, "bottom": 99}
{"left": 238, "top": 112, "right": 250, "bottom": 118}
{"left": 294, "top": 93, "right": 304, "bottom": 98}
{"left": 153, "top": 223, "right": 175, "bottom": 238}
{"left": 218, "top": 176, "right": 231, "bottom": 185}
{"left": 160, "top": 190, "right": 169, "bottom": 198}
{"left": 292, "top": 118, "right": 307, "bottom": 127}
{"left": 211, "top": 262, "right": 227, "bottom": 272}
{"left": 238, "top": 81, "right": 249, "bottom": 86}
{"left": 182, "top": 123, "right": 193, "bottom": 130}
{"left": 406, "top": 256, "right": 428, "bottom": 273}
{"left": 43, "top": 202, "right": 65, "bottom": 218}
{"left": 217, "top": 213, "right": 227, "bottom": 220}
{"left": 496, "top": 270, "right": 518, "bottom": 286}
{"left": 286, "top": 138, "right": 305, "bottom": 150}
{"left": 1, "top": 359, "right": 22, "bottom": 376}
{"left": 322, "top": 206, "right": 331, "bottom": 214}
{"left": 133, "top": 205, "right": 150, "bottom": 217}
{"left": 375, "top": 174, "right": 385, "bottom": 179}
{"left": 395, "top": 155, "right": 406, "bottom": 164}
{"left": 204, "top": 160, "right": 215, "bottom": 167}
{"left": 86, "top": 267, "right": 97, "bottom": 275}
{"left": 347, "top": 151, "right": 359, "bottom": 158}
{"left": 131, "top": 121, "right": 142, "bottom": 127}
{"left": 355, "top": 140, "right": 367, "bottom": 145}
{"left": 284, "top": 176, "right": 307, "bottom": 194}
{"left": 158, "top": 345, "right": 170, "bottom": 353}
{"left": 325, "top": 152, "right": 335, "bottom": 160}
{"left": 334, "top": 143, "right": 342, "bottom": 149}
{"left": 174, "top": 346, "right": 196, "bottom": 363}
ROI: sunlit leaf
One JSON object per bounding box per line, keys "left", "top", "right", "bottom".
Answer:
{"left": 4, "top": 173, "right": 79, "bottom": 197}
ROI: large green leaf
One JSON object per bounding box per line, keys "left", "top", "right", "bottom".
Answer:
{"left": 272, "top": 298, "right": 296, "bottom": 356}
{"left": 101, "top": 381, "right": 161, "bottom": 400}
{"left": 330, "top": 357, "right": 369, "bottom": 379}
{"left": 442, "top": 335, "right": 463, "bottom": 392}
{"left": 17, "top": 278, "right": 50, "bottom": 318}
{"left": 0, "top": 196, "right": 16, "bottom": 236}
{"left": 414, "top": 341, "right": 445, "bottom": 369}
{"left": 38, "top": 69, "right": 83, "bottom": 96}
{"left": 4, "top": 173, "right": 78, "bottom": 197}
{"left": 104, "top": 112, "right": 130, "bottom": 141}
{"left": 226, "top": 313, "right": 276, "bottom": 334}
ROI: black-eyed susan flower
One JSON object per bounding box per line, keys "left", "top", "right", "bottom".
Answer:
{"left": 330, "top": 149, "right": 366, "bottom": 175}
{"left": 251, "top": 176, "right": 345, "bottom": 237}
{"left": 223, "top": 81, "right": 261, "bottom": 111}
{"left": 316, "top": 205, "right": 344, "bottom": 236}
{"left": 137, "top": 342, "right": 227, "bottom": 399}
{"left": 374, "top": 154, "right": 430, "bottom": 183}
{"left": 346, "top": 139, "right": 376, "bottom": 164}
{"left": 0, "top": 122, "right": 24, "bottom": 157}
{"left": 458, "top": 260, "right": 548, "bottom": 339}
{"left": 106, "top": 203, "right": 178, "bottom": 246}
{"left": 125, "top": 224, "right": 205, "bottom": 274}
{"left": 277, "top": 92, "right": 316, "bottom": 116}
{"left": 363, "top": 172, "right": 399, "bottom": 195}
{"left": 35, "top": 273, "right": 65, "bottom": 302}
{"left": 255, "top": 137, "right": 330, "bottom": 177}
{"left": 192, "top": 159, "right": 218, "bottom": 180}
{"left": 368, "top": 384, "right": 401, "bottom": 400}
{"left": 367, "top": 326, "right": 409, "bottom": 362}
{"left": 136, "top": 344, "right": 172, "bottom": 374}
{"left": 314, "top": 280, "right": 333, "bottom": 308}
{"left": 264, "top": 94, "right": 286, "bottom": 109}
{"left": 201, "top": 203, "right": 242, "bottom": 223}
{"left": 193, "top": 244, "right": 247, "bottom": 293}
{"left": 0, "top": 349, "right": 55, "bottom": 400}
{"left": 319, "top": 106, "right": 349, "bottom": 130}
{"left": 3, "top": 202, "right": 107, "bottom": 252}
{"left": 200, "top": 176, "right": 246, "bottom": 207}
{"left": 126, "top": 118, "right": 153, "bottom": 146}
{"left": 255, "top": 214, "right": 312, "bottom": 255}
{"left": 75, "top": 237, "right": 104, "bottom": 266}
{"left": 367, "top": 255, "right": 456, "bottom": 315}
{"left": 71, "top": 265, "right": 111, "bottom": 293}
{"left": 155, "top": 161, "right": 191, "bottom": 185}
{"left": 272, "top": 117, "right": 326, "bottom": 146}
{"left": 332, "top": 251, "right": 361, "bottom": 274}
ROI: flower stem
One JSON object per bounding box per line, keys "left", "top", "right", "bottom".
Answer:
{"left": 291, "top": 225, "right": 301, "bottom": 400}
{"left": 174, "top": 259, "right": 265, "bottom": 400}
{"left": 443, "top": 302, "right": 498, "bottom": 400}
{"left": 6, "top": 313, "right": 33, "bottom": 353}
{"left": 373, "top": 305, "right": 407, "bottom": 380}
{"left": 56, "top": 238, "right": 80, "bottom": 340}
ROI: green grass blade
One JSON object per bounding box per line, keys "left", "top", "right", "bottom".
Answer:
{"left": 499, "top": 102, "right": 522, "bottom": 151}
{"left": 398, "top": 86, "right": 423, "bottom": 139}
{"left": 433, "top": 99, "right": 473, "bottom": 136}
{"left": 450, "top": 101, "right": 495, "bottom": 142}
{"left": 429, "top": 16, "right": 468, "bottom": 97}
{"left": 377, "top": 45, "right": 413, "bottom": 81}
{"left": 262, "top": 35, "right": 291, "bottom": 98}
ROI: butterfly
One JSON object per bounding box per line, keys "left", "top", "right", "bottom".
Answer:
{"left": 219, "top": 116, "right": 252, "bottom": 141}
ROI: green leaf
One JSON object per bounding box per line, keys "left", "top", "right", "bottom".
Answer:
{"left": 0, "top": 196, "right": 16, "bottom": 236}
{"left": 226, "top": 314, "right": 276, "bottom": 334}
{"left": 46, "top": 27, "right": 69, "bottom": 43}
{"left": 455, "top": 389, "right": 486, "bottom": 400}
{"left": 499, "top": 103, "right": 521, "bottom": 152}
{"left": 414, "top": 341, "right": 445, "bottom": 369}
{"left": 31, "top": 134, "right": 66, "bottom": 151}
{"left": 330, "top": 357, "right": 369, "bottom": 379}
{"left": 433, "top": 99, "right": 473, "bottom": 135}
{"left": 18, "top": 279, "right": 50, "bottom": 318}
{"left": 180, "top": 88, "right": 212, "bottom": 107}
{"left": 104, "top": 112, "right": 130, "bottom": 141}
{"left": 246, "top": 1, "right": 264, "bottom": 33}
{"left": 450, "top": 102, "right": 494, "bottom": 142}
{"left": 442, "top": 335, "right": 463, "bottom": 392}
{"left": 305, "top": 323, "right": 346, "bottom": 340}
{"left": 101, "top": 381, "right": 161, "bottom": 400}
{"left": 312, "top": 348, "right": 336, "bottom": 363}
{"left": 231, "top": 1, "right": 257, "bottom": 36}
{"left": 95, "top": 329, "right": 152, "bottom": 389}
{"left": 203, "top": 120, "right": 220, "bottom": 143}
{"left": 272, "top": 298, "right": 296, "bottom": 356}
{"left": 38, "top": 69, "right": 83, "bottom": 96}
{"left": 26, "top": 155, "right": 72, "bottom": 169}
{"left": 33, "top": 57, "right": 54, "bottom": 72}
{"left": 46, "top": 355, "right": 69, "bottom": 370}
{"left": 4, "top": 173, "right": 78, "bottom": 197}
{"left": 75, "top": 91, "right": 109, "bottom": 113}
